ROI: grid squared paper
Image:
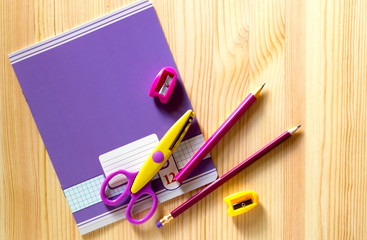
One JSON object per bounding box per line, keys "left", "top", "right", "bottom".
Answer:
{"left": 173, "top": 135, "right": 210, "bottom": 169}
{"left": 64, "top": 175, "right": 125, "bottom": 213}
{"left": 63, "top": 134, "right": 209, "bottom": 213}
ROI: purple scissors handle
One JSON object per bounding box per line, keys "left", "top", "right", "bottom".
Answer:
{"left": 100, "top": 169, "right": 158, "bottom": 225}
{"left": 125, "top": 181, "right": 158, "bottom": 224}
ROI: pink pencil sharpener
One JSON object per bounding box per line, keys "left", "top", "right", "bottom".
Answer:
{"left": 149, "top": 67, "right": 177, "bottom": 104}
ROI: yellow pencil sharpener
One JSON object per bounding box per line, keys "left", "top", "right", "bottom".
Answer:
{"left": 224, "top": 190, "right": 259, "bottom": 216}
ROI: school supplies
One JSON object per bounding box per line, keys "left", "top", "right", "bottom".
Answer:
{"left": 149, "top": 67, "right": 177, "bottom": 103}
{"left": 8, "top": 0, "right": 218, "bottom": 234}
{"left": 100, "top": 110, "right": 194, "bottom": 224}
{"left": 224, "top": 190, "right": 259, "bottom": 216}
{"left": 175, "top": 83, "right": 266, "bottom": 183}
{"left": 156, "top": 125, "right": 301, "bottom": 228}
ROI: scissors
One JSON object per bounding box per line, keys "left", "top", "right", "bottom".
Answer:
{"left": 100, "top": 110, "right": 195, "bottom": 224}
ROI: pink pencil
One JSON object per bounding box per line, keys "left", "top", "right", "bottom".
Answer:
{"left": 174, "top": 83, "right": 266, "bottom": 184}
{"left": 156, "top": 125, "right": 301, "bottom": 228}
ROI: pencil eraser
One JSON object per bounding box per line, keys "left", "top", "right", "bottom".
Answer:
{"left": 156, "top": 221, "right": 163, "bottom": 228}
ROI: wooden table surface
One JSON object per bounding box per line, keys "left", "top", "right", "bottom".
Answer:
{"left": 1, "top": 0, "right": 366, "bottom": 239}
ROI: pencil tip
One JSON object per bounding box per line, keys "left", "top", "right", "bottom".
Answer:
{"left": 253, "top": 83, "right": 266, "bottom": 98}
{"left": 288, "top": 125, "right": 301, "bottom": 135}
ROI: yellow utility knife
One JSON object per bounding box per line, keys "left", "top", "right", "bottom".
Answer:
{"left": 130, "top": 110, "right": 195, "bottom": 193}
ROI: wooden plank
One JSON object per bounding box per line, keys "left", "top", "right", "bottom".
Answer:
{"left": 1, "top": 0, "right": 366, "bottom": 239}
{"left": 305, "top": 0, "right": 367, "bottom": 239}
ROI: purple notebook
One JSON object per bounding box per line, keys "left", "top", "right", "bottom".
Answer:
{"left": 9, "top": 0, "right": 217, "bottom": 234}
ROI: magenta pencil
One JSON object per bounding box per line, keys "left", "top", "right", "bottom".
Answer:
{"left": 175, "top": 83, "right": 266, "bottom": 184}
{"left": 156, "top": 125, "right": 301, "bottom": 228}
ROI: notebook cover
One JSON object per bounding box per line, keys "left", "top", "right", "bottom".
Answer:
{"left": 8, "top": 0, "right": 217, "bottom": 234}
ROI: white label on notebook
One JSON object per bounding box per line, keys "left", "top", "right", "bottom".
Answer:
{"left": 99, "top": 134, "right": 159, "bottom": 188}
{"left": 99, "top": 134, "right": 212, "bottom": 189}
{"left": 158, "top": 155, "right": 181, "bottom": 190}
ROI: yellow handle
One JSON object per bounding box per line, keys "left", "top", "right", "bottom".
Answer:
{"left": 131, "top": 110, "right": 194, "bottom": 194}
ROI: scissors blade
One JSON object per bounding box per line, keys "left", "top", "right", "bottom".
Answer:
{"left": 169, "top": 113, "right": 194, "bottom": 151}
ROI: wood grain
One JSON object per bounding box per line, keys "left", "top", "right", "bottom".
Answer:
{"left": 1, "top": 0, "right": 366, "bottom": 239}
